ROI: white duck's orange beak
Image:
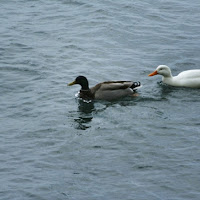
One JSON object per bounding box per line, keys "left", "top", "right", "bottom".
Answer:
{"left": 148, "top": 70, "right": 158, "bottom": 76}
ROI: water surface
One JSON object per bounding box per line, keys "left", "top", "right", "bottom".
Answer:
{"left": 1, "top": 0, "right": 200, "bottom": 199}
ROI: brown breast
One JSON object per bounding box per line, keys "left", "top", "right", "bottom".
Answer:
{"left": 79, "top": 90, "right": 94, "bottom": 100}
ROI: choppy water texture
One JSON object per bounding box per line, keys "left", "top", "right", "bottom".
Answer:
{"left": 1, "top": 0, "right": 200, "bottom": 199}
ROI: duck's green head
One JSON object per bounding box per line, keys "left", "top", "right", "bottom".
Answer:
{"left": 68, "top": 76, "right": 89, "bottom": 90}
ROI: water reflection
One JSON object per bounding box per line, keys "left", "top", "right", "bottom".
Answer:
{"left": 74, "top": 100, "right": 95, "bottom": 130}
{"left": 73, "top": 96, "right": 139, "bottom": 130}
{"left": 159, "top": 83, "right": 174, "bottom": 99}
{"left": 158, "top": 82, "right": 187, "bottom": 100}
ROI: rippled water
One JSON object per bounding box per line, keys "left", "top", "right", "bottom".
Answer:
{"left": 1, "top": 0, "right": 200, "bottom": 199}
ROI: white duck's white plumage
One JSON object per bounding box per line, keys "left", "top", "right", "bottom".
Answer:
{"left": 149, "top": 65, "right": 200, "bottom": 88}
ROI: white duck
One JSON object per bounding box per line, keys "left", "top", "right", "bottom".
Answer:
{"left": 149, "top": 65, "right": 200, "bottom": 88}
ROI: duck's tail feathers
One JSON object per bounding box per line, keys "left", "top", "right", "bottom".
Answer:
{"left": 131, "top": 81, "right": 141, "bottom": 90}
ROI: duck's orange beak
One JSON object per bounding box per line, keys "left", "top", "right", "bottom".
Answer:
{"left": 148, "top": 70, "right": 158, "bottom": 76}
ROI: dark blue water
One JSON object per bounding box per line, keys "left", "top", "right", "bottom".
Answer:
{"left": 1, "top": 0, "right": 200, "bottom": 199}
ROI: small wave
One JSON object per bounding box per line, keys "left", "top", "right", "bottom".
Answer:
{"left": 0, "top": 66, "right": 40, "bottom": 76}
{"left": 64, "top": 44, "right": 84, "bottom": 51}
{"left": 61, "top": 0, "right": 86, "bottom": 6}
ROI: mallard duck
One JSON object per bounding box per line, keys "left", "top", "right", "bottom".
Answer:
{"left": 149, "top": 65, "right": 200, "bottom": 88}
{"left": 68, "top": 76, "right": 141, "bottom": 101}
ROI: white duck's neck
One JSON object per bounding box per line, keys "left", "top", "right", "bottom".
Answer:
{"left": 161, "top": 69, "right": 173, "bottom": 83}
{"left": 162, "top": 74, "right": 180, "bottom": 86}
{"left": 162, "top": 76, "right": 172, "bottom": 84}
